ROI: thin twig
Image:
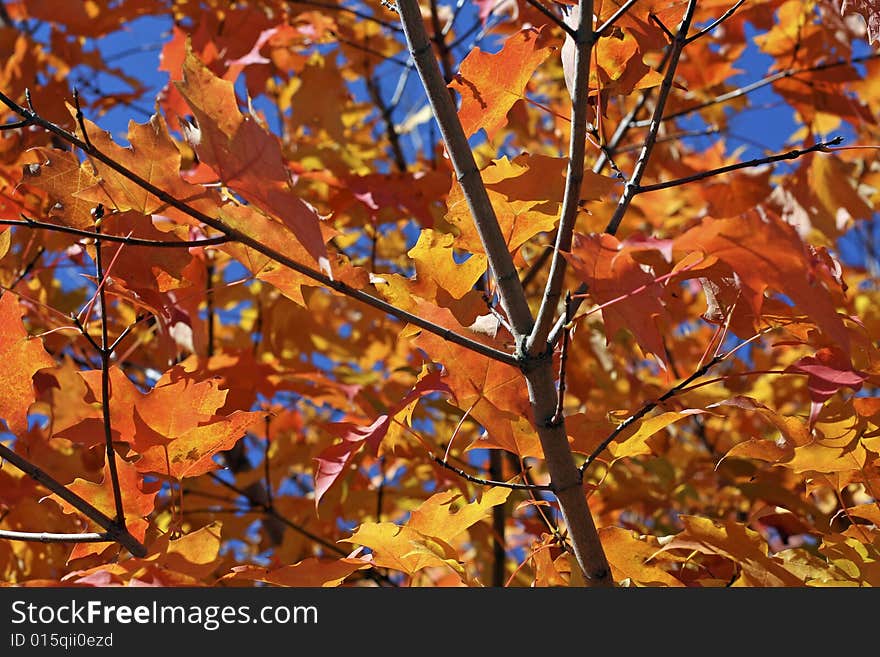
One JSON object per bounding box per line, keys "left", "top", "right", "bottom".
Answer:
{"left": 10, "top": 245, "right": 44, "bottom": 289}
{"left": 94, "top": 221, "right": 126, "bottom": 526}
{"left": 578, "top": 354, "right": 723, "bottom": 477}
{"left": 525, "top": 0, "right": 576, "bottom": 37}
{"left": 631, "top": 52, "right": 880, "bottom": 129}
{"left": 4, "top": 216, "right": 229, "bottom": 248}
{"left": 365, "top": 75, "right": 408, "bottom": 172}
{"left": 206, "top": 470, "right": 397, "bottom": 586}
{"left": 595, "top": 0, "right": 641, "bottom": 37}
{"left": 635, "top": 137, "right": 843, "bottom": 193}
{"left": 605, "top": 0, "right": 697, "bottom": 236}
{"left": 429, "top": 0, "right": 455, "bottom": 83}
{"left": 0, "top": 530, "right": 109, "bottom": 544}
{"left": 429, "top": 453, "right": 553, "bottom": 490}
{"left": 685, "top": 0, "right": 745, "bottom": 44}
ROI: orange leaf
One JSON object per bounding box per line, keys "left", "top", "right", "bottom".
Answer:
{"left": 134, "top": 410, "right": 262, "bottom": 479}
{"left": 658, "top": 516, "right": 804, "bottom": 586}
{"left": 674, "top": 211, "right": 851, "bottom": 356}
{"left": 450, "top": 27, "right": 555, "bottom": 141}
{"left": 599, "top": 527, "right": 684, "bottom": 587}
{"left": 0, "top": 294, "right": 55, "bottom": 435}
{"left": 224, "top": 558, "right": 369, "bottom": 587}
{"left": 565, "top": 232, "right": 669, "bottom": 360}
{"left": 176, "top": 44, "right": 328, "bottom": 268}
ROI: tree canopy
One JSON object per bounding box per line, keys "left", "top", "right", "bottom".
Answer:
{"left": 0, "top": 0, "right": 879, "bottom": 587}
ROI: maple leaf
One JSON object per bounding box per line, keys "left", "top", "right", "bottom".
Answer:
{"left": 785, "top": 347, "right": 868, "bottom": 426}
{"left": 564, "top": 232, "right": 670, "bottom": 361}
{"left": 842, "top": 0, "right": 880, "bottom": 43}
{"left": 599, "top": 527, "right": 684, "bottom": 587}
{"left": 674, "top": 211, "right": 851, "bottom": 355}
{"left": 0, "top": 294, "right": 55, "bottom": 436}
{"left": 58, "top": 458, "right": 159, "bottom": 560}
{"left": 175, "top": 44, "right": 329, "bottom": 269}
{"left": 223, "top": 558, "right": 369, "bottom": 587}
{"left": 342, "top": 488, "right": 508, "bottom": 577}
{"left": 449, "top": 27, "right": 556, "bottom": 141}
{"left": 134, "top": 410, "right": 261, "bottom": 479}
{"left": 658, "top": 516, "right": 805, "bottom": 586}
{"left": 314, "top": 368, "right": 450, "bottom": 506}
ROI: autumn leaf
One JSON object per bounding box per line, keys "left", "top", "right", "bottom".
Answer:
{"left": 314, "top": 368, "right": 450, "bottom": 506}
{"left": 599, "top": 527, "right": 684, "bottom": 587}
{"left": 674, "top": 210, "right": 851, "bottom": 355}
{"left": 134, "top": 410, "right": 261, "bottom": 479}
{"left": 0, "top": 293, "right": 55, "bottom": 435}
{"left": 342, "top": 488, "right": 508, "bottom": 577}
{"left": 658, "top": 516, "right": 805, "bottom": 586}
{"left": 176, "top": 43, "right": 329, "bottom": 269}
{"left": 223, "top": 558, "right": 369, "bottom": 587}
{"left": 564, "top": 232, "right": 670, "bottom": 360}
{"left": 450, "top": 27, "right": 555, "bottom": 140}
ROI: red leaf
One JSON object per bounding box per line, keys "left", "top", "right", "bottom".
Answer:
{"left": 785, "top": 348, "right": 868, "bottom": 403}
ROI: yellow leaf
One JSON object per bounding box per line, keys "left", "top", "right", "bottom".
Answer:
{"left": 600, "top": 527, "right": 684, "bottom": 587}
{"left": 609, "top": 410, "right": 704, "bottom": 460}
{"left": 408, "top": 488, "right": 511, "bottom": 543}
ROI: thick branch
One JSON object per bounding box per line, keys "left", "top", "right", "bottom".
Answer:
{"left": 397, "top": 0, "right": 534, "bottom": 342}
{"left": 605, "top": 0, "right": 697, "bottom": 236}
{"left": 526, "top": 0, "right": 594, "bottom": 355}
{"left": 0, "top": 442, "right": 147, "bottom": 556}
{"left": 0, "top": 91, "right": 518, "bottom": 368}
{"left": 398, "top": 0, "right": 610, "bottom": 585}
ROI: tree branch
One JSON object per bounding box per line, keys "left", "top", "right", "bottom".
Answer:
{"left": 635, "top": 137, "right": 842, "bottom": 194}
{"left": 3, "top": 216, "right": 229, "bottom": 248}
{"left": 630, "top": 52, "right": 880, "bottom": 129}
{"left": 605, "top": 0, "right": 697, "bottom": 236}
{"left": 595, "top": 0, "right": 641, "bottom": 38}
{"left": 525, "top": 0, "right": 576, "bottom": 37}
{"left": 685, "top": 0, "right": 745, "bottom": 44}
{"left": 397, "top": 0, "right": 534, "bottom": 342}
{"left": 0, "top": 90, "right": 520, "bottom": 368}
{"left": 578, "top": 355, "right": 723, "bottom": 476}
{"left": 0, "top": 530, "right": 110, "bottom": 543}
{"left": 429, "top": 452, "right": 553, "bottom": 490}
{"left": 526, "top": 0, "right": 595, "bottom": 355}
{"left": 0, "top": 442, "right": 147, "bottom": 556}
